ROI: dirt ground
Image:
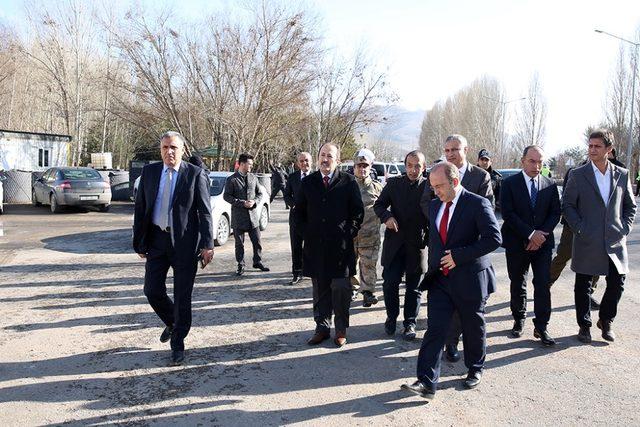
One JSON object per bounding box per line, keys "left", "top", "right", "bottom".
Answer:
{"left": 0, "top": 199, "right": 639, "bottom": 426}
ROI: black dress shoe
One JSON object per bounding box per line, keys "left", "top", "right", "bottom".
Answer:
{"left": 533, "top": 328, "right": 556, "bottom": 346}
{"left": 401, "top": 381, "right": 435, "bottom": 399}
{"left": 169, "top": 350, "right": 185, "bottom": 366}
{"left": 511, "top": 319, "right": 525, "bottom": 337}
{"left": 236, "top": 264, "right": 245, "bottom": 276}
{"left": 384, "top": 318, "right": 396, "bottom": 336}
{"left": 403, "top": 325, "right": 417, "bottom": 341}
{"left": 597, "top": 319, "right": 615, "bottom": 342}
{"left": 288, "top": 275, "right": 302, "bottom": 286}
{"left": 463, "top": 370, "right": 482, "bottom": 389}
{"left": 445, "top": 344, "right": 461, "bottom": 362}
{"left": 590, "top": 296, "right": 601, "bottom": 310}
{"left": 362, "top": 291, "right": 378, "bottom": 307}
{"left": 160, "top": 325, "right": 173, "bottom": 343}
{"left": 253, "top": 263, "right": 270, "bottom": 272}
{"left": 577, "top": 326, "right": 592, "bottom": 343}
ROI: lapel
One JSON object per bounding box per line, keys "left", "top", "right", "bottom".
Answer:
{"left": 429, "top": 200, "right": 440, "bottom": 236}
{"left": 608, "top": 163, "right": 621, "bottom": 206}
{"left": 171, "top": 162, "right": 188, "bottom": 207}
{"left": 446, "top": 189, "right": 468, "bottom": 240}
{"left": 324, "top": 170, "right": 341, "bottom": 192}
{"left": 461, "top": 164, "right": 473, "bottom": 188}
{"left": 584, "top": 162, "right": 604, "bottom": 206}
{"left": 148, "top": 162, "right": 162, "bottom": 211}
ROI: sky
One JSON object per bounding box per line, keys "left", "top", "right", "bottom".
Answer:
{"left": 1, "top": 0, "right": 639, "bottom": 155}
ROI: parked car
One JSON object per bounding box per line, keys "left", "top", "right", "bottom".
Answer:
{"left": 339, "top": 161, "right": 400, "bottom": 185}
{"left": 133, "top": 171, "right": 271, "bottom": 246}
{"left": 495, "top": 168, "right": 521, "bottom": 181}
{"left": 32, "top": 167, "right": 112, "bottom": 213}
{"left": 0, "top": 174, "right": 4, "bottom": 214}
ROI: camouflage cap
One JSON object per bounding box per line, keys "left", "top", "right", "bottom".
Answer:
{"left": 354, "top": 148, "right": 375, "bottom": 165}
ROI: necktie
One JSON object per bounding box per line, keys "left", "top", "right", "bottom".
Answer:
{"left": 302, "top": 172, "right": 307, "bottom": 179}
{"left": 439, "top": 201, "right": 453, "bottom": 276}
{"left": 158, "top": 168, "right": 173, "bottom": 231}
{"left": 530, "top": 178, "right": 538, "bottom": 207}
{"left": 323, "top": 175, "right": 329, "bottom": 189}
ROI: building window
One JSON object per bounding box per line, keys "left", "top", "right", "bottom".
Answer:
{"left": 38, "top": 148, "right": 50, "bottom": 167}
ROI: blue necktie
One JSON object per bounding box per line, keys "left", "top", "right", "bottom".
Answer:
{"left": 530, "top": 178, "right": 538, "bottom": 207}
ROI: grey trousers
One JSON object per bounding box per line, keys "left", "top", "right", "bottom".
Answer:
{"left": 312, "top": 277, "right": 352, "bottom": 333}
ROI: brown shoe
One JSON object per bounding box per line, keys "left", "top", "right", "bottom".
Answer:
{"left": 334, "top": 331, "right": 347, "bottom": 347}
{"left": 307, "top": 332, "right": 330, "bottom": 345}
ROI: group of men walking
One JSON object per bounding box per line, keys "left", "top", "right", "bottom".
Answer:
{"left": 132, "top": 128, "right": 636, "bottom": 401}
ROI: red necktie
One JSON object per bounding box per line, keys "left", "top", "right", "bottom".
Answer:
{"left": 323, "top": 175, "right": 329, "bottom": 189}
{"left": 439, "top": 201, "right": 453, "bottom": 276}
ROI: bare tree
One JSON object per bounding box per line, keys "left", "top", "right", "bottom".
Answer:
{"left": 514, "top": 72, "right": 547, "bottom": 155}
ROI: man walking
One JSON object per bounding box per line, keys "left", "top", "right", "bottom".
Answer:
{"left": 133, "top": 131, "right": 214, "bottom": 366}
{"left": 374, "top": 150, "right": 428, "bottom": 340}
{"left": 224, "top": 153, "right": 270, "bottom": 276}
{"left": 501, "top": 146, "right": 560, "bottom": 345}
{"left": 294, "top": 143, "right": 364, "bottom": 347}
{"left": 283, "top": 152, "right": 312, "bottom": 285}
{"left": 562, "top": 129, "right": 636, "bottom": 343}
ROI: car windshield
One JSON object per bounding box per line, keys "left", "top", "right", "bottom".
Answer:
{"left": 61, "top": 169, "right": 102, "bottom": 180}
{"left": 372, "top": 164, "right": 385, "bottom": 176}
{"left": 210, "top": 176, "right": 227, "bottom": 196}
{"left": 396, "top": 164, "right": 406, "bottom": 173}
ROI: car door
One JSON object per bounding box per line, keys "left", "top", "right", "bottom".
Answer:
{"left": 35, "top": 169, "right": 52, "bottom": 202}
{"left": 44, "top": 169, "right": 59, "bottom": 202}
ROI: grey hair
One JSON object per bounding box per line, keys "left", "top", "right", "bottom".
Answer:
{"left": 444, "top": 134, "right": 468, "bottom": 148}
{"left": 159, "top": 131, "right": 186, "bottom": 146}
{"left": 430, "top": 161, "right": 460, "bottom": 185}
{"left": 297, "top": 151, "right": 312, "bottom": 160}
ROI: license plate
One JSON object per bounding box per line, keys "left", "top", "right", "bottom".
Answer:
{"left": 80, "top": 195, "right": 99, "bottom": 200}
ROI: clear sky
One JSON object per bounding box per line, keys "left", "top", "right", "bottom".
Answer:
{"left": 2, "top": 0, "right": 639, "bottom": 154}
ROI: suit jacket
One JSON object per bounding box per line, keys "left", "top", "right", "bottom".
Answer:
{"left": 500, "top": 172, "right": 561, "bottom": 251}
{"left": 373, "top": 175, "right": 428, "bottom": 273}
{"left": 223, "top": 171, "right": 262, "bottom": 230}
{"left": 293, "top": 170, "right": 364, "bottom": 279}
{"left": 284, "top": 171, "right": 303, "bottom": 211}
{"left": 420, "top": 163, "right": 494, "bottom": 218}
{"left": 133, "top": 161, "right": 213, "bottom": 260}
{"left": 420, "top": 189, "right": 501, "bottom": 301}
{"left": 562, "top": 161, "right": 637, "bottom": 275}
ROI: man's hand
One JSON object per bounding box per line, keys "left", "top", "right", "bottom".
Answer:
{"left": 525, "top": 241, "right": 541, "bottom": 251}
{"left": 200, "top": 248, "right": 214, "bottom": 267}
{"left": 440, "top": 250, "right": 456, "bottom": 270}
{"left": 244, "top": 200, "right": 256, "bottom": 209}
{"left": 529, "top": 230, "right": 548, "bottom": 248}
{"left": 138, "top": 253, "right": 146, "bottom": 259}
{"left": 385, "top": 217, "right": 399, "bottom": 232}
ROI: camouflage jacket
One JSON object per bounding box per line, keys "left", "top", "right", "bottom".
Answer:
{"left": 355, "top": 175, "right": 383, "bottom": 246}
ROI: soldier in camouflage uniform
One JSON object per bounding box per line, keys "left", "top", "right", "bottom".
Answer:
{"left": 352, "top": 148, "right": 383, "bottom": 307}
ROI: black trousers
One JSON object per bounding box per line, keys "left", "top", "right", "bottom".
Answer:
{"left": 506, "top": 246, "right": 552, "bottom": 331}
{"left": 312, "top": 277, "right": 352, "bottom": 333}
{"left": 233, "top": 227, "right": 263, "bottom": 266}
{"left": 575, "top": 258, "right": 625, "bottom": 327}
{"left": 417, "top": 277, "right": 487, "bottom": 390}
{"left": 381, "top": 246, "right": 422, "bottom": 328}
{"left": 143, "top": 226, "right": 198, "bottom": 352}
{"left": 289, "top": 218, "right": 303, "bottom": 276}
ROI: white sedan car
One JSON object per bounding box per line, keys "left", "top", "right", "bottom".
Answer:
{"left": 133, "top": 171, "right": 271, "bottom": 246}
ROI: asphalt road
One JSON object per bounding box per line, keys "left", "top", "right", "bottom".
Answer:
{"left": 0, "top": 198, "right": 639, "bottom": 426}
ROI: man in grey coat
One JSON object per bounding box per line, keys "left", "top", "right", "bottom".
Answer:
{"left": 223, "top": 153, "right": 270, "bottom": 276}
{"left": 562, "top": 129, "right": 636, "bottom": 343}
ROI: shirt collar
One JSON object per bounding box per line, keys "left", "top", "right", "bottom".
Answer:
{"left": 591, "top": 160, "right": 611, "bottom": 176}
{"left": 451, "top": 185, "right": 463, "bottom": 206}
{"left": 322, "top": 170, "right": 335, "bottom": 180}
{"left": 459, "top": 162, "right": 468, "bottom": 176}
{"left": 162, "top": 162, "right": 180, "bottom": 174}
{"left": 521, "top": 170, "right": 539, "bottom": 183}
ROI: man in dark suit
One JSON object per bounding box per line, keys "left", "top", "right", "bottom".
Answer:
{"left": 402, "top": 162, "right": 501, "bottom": 399}
{"left": 562, "top": 129, "right": 636, "bottom": 343}
{"left": 223, "top": 153, "right": 269, "bottom": 276}
{"left": 420, "top": 134, "right": 494, "bottom": 362}
{"left": 373, "top": 150, "right": 428, "bottom": 340}
{"left": 294, "top": 143, "right": 364, "bottom": 347}
{"left": 283, "top": 152, "right": 312, "bottom": 285}
{"left": 501, "top": 145, "right": 560, "bottom": 345}
{"left": 133, "top": 131, "right": 214, "bottom": 366}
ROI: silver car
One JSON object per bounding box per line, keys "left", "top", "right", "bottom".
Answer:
{"left": 32, "top": 167, "right": 112, "bottom": 213}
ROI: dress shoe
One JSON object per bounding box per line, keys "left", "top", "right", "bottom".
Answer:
{"left": 577, "top": 326, "right": 592, "bottom": 343}
{"left": 384, "top": 318, "right": 396, "bottom": 336}
{"left": 160, "top": 325, "right": 173, "bottom": 343}
{"left": 445, "top": 344, "right": 461, "bottom": 362}
{"left": 307, "top": 331, "right": 330, "bottom": 345}
{"left": 236, "top": 264, "right": 245, "bottom": 276}
{"left": 463, "top": 370, "right": 482, "bottom": 389}
{"left": 533, "top": 328, "right": 556, "bottom": 346}
{"left": 590, "top": 296, "right": 601, "bottom": 310}
{"left": 511, "top": 319, "right": 525, "bottom": 337}
{"left": 401, "top": 381, "right": 435, "bottom": 400}
{"left": 253, "top": 263, "right": 270, "bottom": 272}
{"left": 403, "top": 325, "right": 417, "bottom": 341}
{"left": 169, "top": 350, "right": 185, "bottom": 366}
{"left": 334, "top": 331, "right": 347, "bottom": 347}
{"left": 597, "top": 319, "right": 615, "bottom": 342}
{"left": 288, "top": 275, "right": 302, "bottom": 286}
{"left": 362, "top": 291, "right": 378, "bottom": 307}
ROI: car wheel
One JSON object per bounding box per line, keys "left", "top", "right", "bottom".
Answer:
{"left": 99, "top": 204, "right": 110, "bottom": 212}
{"left": 259, "top": 204, "right": 269, "bottom": 231}
{"left": 214, "top": 214, "right": 230, "bottom": 246}
{"left": 50, "top": 194, "right": 61, "bottom": 213}
{"left": 32, "top": 189, "right": 41, "bottom": 206}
